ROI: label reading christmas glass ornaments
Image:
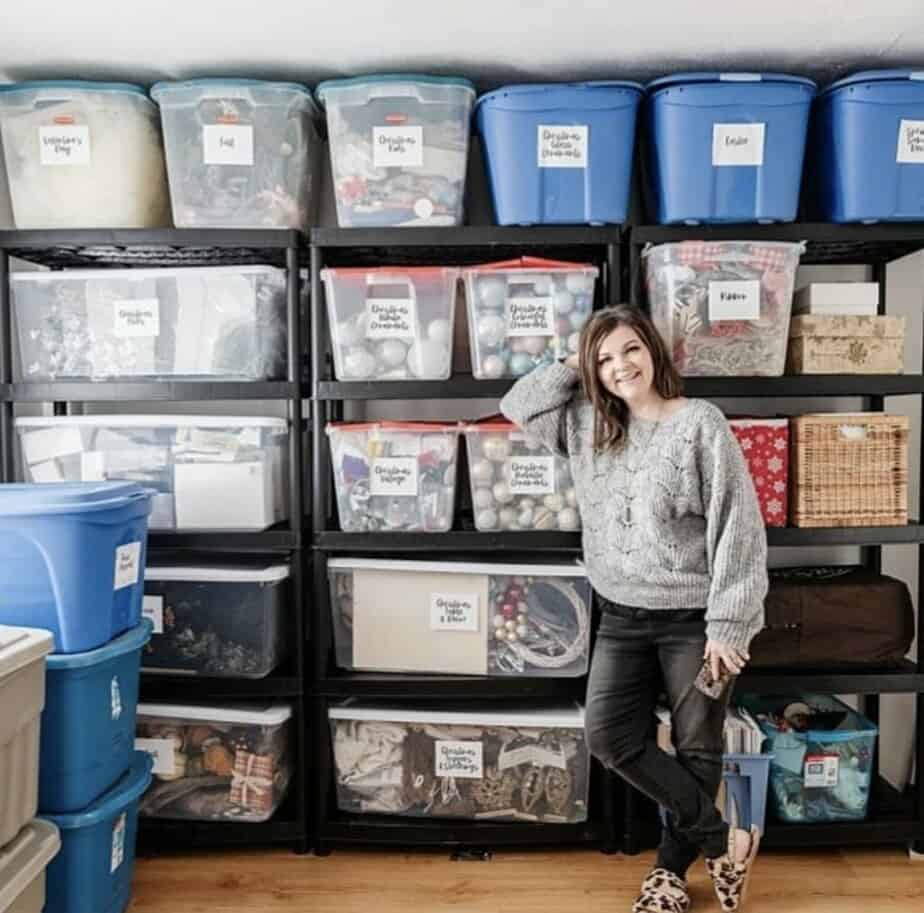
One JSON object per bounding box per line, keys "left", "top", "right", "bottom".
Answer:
{"left": 135, "top": 737, "right": 177, "bottom": 776}
{"left": 142, "top": 595, "right": 164, "bottom": 634}
{"left": 505, "top": 294, "right": 555, "bottom": 337}
{"left": 429, "top": 592, "right": 479, "bottom": 631}
{"left": 39, "top": 125, "right": 90, "bottom": 165}
{"left": 113, "top": 298, "right": 160, "bottom": 338}
{"left": 507, "top": 456, "right": 556, "bottom": 495}
{"left": 803, "top": 754, "right": 839, "bottom": 788}
{"left": 114, "top": 541, "right": 142, "bottom": 590}
{"left": 369, "top": 458, "right": 418, "bottom": 496}
{"left": 435, "top": 739, "right": 484, "bottom": 778}
{"left": 372, "top": 126, "right": 424, "bottom": 168}
{"left": 537, "top": 125, "right": 588, "bottom": 168}
{"left": 364, "top": 296, "right": 418, "bottom": 339}
{"left": 712, "top": 123, "right": 766, "bottom": 166}
{"left": 203, "top": 124, "right": 254, "bottom": 166}
{"left": 708, "top": 280, "right": 761, "bottom": 321}
{"left": 897, "top": 120, "right": 924, "bottom": 163}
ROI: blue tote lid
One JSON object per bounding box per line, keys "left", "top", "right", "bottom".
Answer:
{"left": 46, "top": 619, "right": 153, "bottom": 670}
{"left": 821, "top": 69, "right": 924, "bottom": 96}
{"left": 316, "top": 73, "right": 475, "bottom": 106}
{"left": 647, "top": 72, "right": 816, "bottom": 92}
{"left": 0, "top": 481, "right": 152, "bottom": 516}
{"left": 0, "top": 80, "right": 149, "bottom": 98}
{"left": 476, "top": 80, "right": 644, "bottom": 112}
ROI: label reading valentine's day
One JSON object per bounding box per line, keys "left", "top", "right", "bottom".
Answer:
{"left": 142, "top": 595, "right": 164, "bottom": 634}
{"left": 708, "top": 280, "right": 760, "bottom": 322}
{"left": 430, "top": 593, "right": 479, "bottom": 631}
{"left": 113, "top": 299, "right": 160, "bottom": 338}
{"left": 505, "top": 297, "right": 555, "bottom": 337}
{"left": 897, "top": 119, "right": 924, "bottom": 163}
{"left": 203, "top": 124, "right": 254, "bottom": 166}
{"left": 373, "top": 126, "right": 423, "bottom": 168}
{"left": 435, "top": 740, "right": 484, "bottom": 778}
{"left": 538, "top": 125, "right": 588, "bottom": 168}
{"left": 135, "top": 737, "right": 177, "bottom": 776}
{"left": 803, "top": 754, "right": 839, "bottom": 788}
{"left": 507, "top": 456, "right": 555, "bottom": 495}
{"left": 369, "top": 457, "right": 418, "bottom": 496}
{"left": 114, "top": 541, "right": 141, "bottom": 590}
{"left": 712, "top": 123, "right": 765, "bottom": 166}
{"left": 39, "top": 125, "right": 90, "bottom": 165}
{"left": 364, "top": 297, "right": 418, "bottom": 339}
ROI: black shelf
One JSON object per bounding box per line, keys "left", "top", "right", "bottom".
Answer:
{"left": 137, "top": 817, "right": 306, "bottom": 853}
{"left": 766, "top": 524, "right": 924, "bottom": 546}
{"left": 314, "top": 530, "right": 582, "bottom": 553}
{"left": 316, "top": 672, "right": 585, "bottom": 700}
{"left": 739, "top": 660, "right": 924, "bottom": 694}
{"left": 149, "top": 526, "right": 301, "bottom": 552}
{"left": 683, "top": 375, "right": 924, "bottom": 398}
{"left": 317, "top": 375, "right": 514, "bottom": 400}
{"left": 1, "top": 381, "right": 298, "bottom": 402}
{"left": 141, "top": 673, "right": 302, "bottom": 701}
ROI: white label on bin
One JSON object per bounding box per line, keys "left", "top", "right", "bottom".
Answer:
{"left": 114, "top": 541, "right": 142, "bottom": 590}
{"left": 804, "top": 754, "right": 839, "bottom": 788}
{"left": 372, "top": 126, "right": 424, "bottom": 168}
{"left": 505, "top": 297, "right": 555, "bottom": 337}
{"left": 364, "top": 298, "right": 418, "bottom": 339}
{"left": 110, "top": 676, "right": 122, "bottom": 720}
{"left": 498, "top": 743, "right": 567, "bottom": 771}
{"left": 143, "top": 595, "right": 164, "bottom": 634}
{"left": 897, "top": 120, "right": 924, "bottom": 163}
{"left": 136, "top": 737, "right": 177, "bottom": 776}
{"left": 39, "top": 125, "right": 90, "bottom": 165}
{"left": 538, "top": 125, "right": 588, "bottom": 168}
{"left": 712, "top": 123, "right": 765, "bottom": 166}
{"left": 370, "top": 457, "right": 418, "bottom": 496}
{"left": 203, "top": 124, "right": 254, "bottom": 166}
{"left": 430, "top": 593, "right": 479, "bottom": 631}
{"left": 708, "top": 280, "right": 760, "bottom": 321}
{"left": 113, "top": 298, "right": 160, "bottom": 338}
{"left": 507, "top": 456, "right": 556, "bottom": 495}
{"left": 435, "top": 740, "right": 484, "bottom": 779}
{"left": 110, "top": 813, "right": 126, "bottom": 873}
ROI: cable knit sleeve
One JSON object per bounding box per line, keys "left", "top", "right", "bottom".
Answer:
{"left": 699, "top": 414, "right": 768, "bottom": 652}
{"left": 499, "top": 361, "right": 581, "bottom": 457}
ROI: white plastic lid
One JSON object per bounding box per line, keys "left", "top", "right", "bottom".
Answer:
{"left": 0, "top": 820, "right": 60, "bottom": 912}
{"left": 137, "top": 702, "right": 292, "bottom": 725}
{"left": 16, "top": 415, "right": 287, "bottom": 430}
{"left": 0, "top": 625, "right": 53, "bottom": 680}
{"left": 145, "top": 564, "right": 290, "bottom": 583}
{"left": 12, "top": 265, "right": 285, "bottom": 282}
{"left": 327, "top": 557, "right": 585, "bottom": 577}
{"left": 328, "top": 700, "right": 584, "bottom": 729}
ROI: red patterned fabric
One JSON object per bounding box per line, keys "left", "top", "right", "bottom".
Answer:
{"left": 728, "top": 419, "right": 789, "bottom": 527}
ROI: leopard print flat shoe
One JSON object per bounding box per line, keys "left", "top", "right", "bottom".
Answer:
{"left": 631, "top": 867, "right": 691, "bottom": 913}
{"left": 705, "top": 824, "right": 761, "bottom": 912}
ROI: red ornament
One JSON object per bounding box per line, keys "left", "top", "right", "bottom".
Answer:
{"left": 502, "top": 603, "right": 516, "bottom": 619}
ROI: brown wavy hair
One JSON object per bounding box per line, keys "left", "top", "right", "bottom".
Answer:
{"left": 578, "top": 305, "right": 684, "bottom": 452}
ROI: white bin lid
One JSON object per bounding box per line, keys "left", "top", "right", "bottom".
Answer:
{"left": 0, "top": 626, "right": 53, "bottom": 680}
{"left": 11, "top": 265, "right": 285, "bottom": 282}
{"left": 17, "top": 415, "right": 287, "bottom": 429}
{"left": 137, "top": 702, "right": 292, "bottom": 725}
{"left": 327, "top": 557, "right": 585, "bottom": 577}
{"left": 145, "top": 563, "right": 290, "bottom": 583}
{"left": 329, "top": 700, "right": 584, "bottom": 729}
{"left": 0, "top": 820, "right": 60, "bottom": 913}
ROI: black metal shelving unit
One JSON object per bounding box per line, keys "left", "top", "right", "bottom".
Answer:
{"left": 308, "top": 226, "right": 623, "bottom": 854}
{"left": 620, "top": 221, "right": 924, "bottom": 856}
{"left": 0, "top": 229, "right": 310, "bottom": 854}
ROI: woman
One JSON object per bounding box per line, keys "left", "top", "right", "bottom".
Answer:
{"left": 500, "top": 305, "right": 768, "bottom": 913}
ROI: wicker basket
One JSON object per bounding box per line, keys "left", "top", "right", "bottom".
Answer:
{"left": 790, "top": 413, "right": 909, "bottom": 528}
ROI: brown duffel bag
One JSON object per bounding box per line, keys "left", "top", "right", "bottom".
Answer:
{"left": 749, "top": 565, "right": 915, "bottom": 669}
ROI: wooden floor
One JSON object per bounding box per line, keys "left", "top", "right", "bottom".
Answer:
{"left": 128, "top": 845, "right": 924, "bottom": 913}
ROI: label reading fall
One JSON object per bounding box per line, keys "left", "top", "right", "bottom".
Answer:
{"left": 373, "top": 126, "right": 424, "bottom": 168}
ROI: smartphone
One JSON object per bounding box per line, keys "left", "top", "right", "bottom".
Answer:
{"left": 693, "top": 659, "right": 735, "bottom": 700}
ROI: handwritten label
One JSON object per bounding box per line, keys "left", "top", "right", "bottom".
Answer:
{"left": 804, "top": 754, "right": 839, "bottom": 788}
{"left": 430, "top": 592, "right": 479, "bottom": 631}
{"left": 507, "top": 456, "right": 555, "bottom": 495}
{"left": 143, "top": 595, "right": 164, "bottom": 634}
{"left": 897, "top": 119, "right": 924, "bottom": 164}
{"left": 538, "top": 125, "right": 588, "bottom": 168}
{"left": 712, "top": 123, "right": 765, "bottom": 166}
{"left": 110, "top": 813, "right": 126, "bottom": 873}
{"left": 364, "top": 297, "right": 418, "bottom": 339}
{"left": 369, "top": 457, "right": 418, "bottom": 496}
{"left": 505, "top": 297, "right": 555, "bottom": 337}
{"left": 435, "top": 740, "right": 484, "bottom": 779}
{"left": 110, "top": 676, "right": 122, "bottom": 721}
{"left": 135, "top": 737, "right": 177, "bottom": 776}
{"left": 39, "top": 125, "right": 90, "bottom": 165}
{"left": 373, "top": 125, "right": 423, "bottom": 168}
{"left": 203, "top": 124, "right": 254, "bottom": 166}
{"left": 113, "top": 298, "right": 160, "bottom": 338}
{"left": 114, "top": 541, "right": 141, "bottom": 590}
{"left": 708, "top": 280, "right": 760, "bottom": 321}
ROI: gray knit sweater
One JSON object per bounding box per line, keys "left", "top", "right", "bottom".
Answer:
{"left": 499, "top": 362, "right": 768, "bottom": 651}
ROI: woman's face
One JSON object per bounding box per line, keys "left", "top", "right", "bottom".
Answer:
{"left": 595, "top": 324, "right": 655, "bottom": 404}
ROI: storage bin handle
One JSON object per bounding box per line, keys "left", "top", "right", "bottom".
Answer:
{"left": 719, "top": 73, "right": 762, "bottom": 82}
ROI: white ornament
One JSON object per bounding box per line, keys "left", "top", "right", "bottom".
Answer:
{"left": 342, "top": 347, "right": 376, "bottom": 379}
{"left": 498, "top": 507, "right": 517, "bottom": 528}
{"left": 492, "top": 614, "right": 505, "bottom": 628}
{"left": 427, "top": 318, "right": 452, "bottom": 344}
{"left": 565, "top": 487, "right": 578, "bottom": 507}
{"left": 377, "top": 338, "right": 408, "bottom": 367}
{"left": 476, "top": 509, "right": 498, "bottom": 530}
{"left": 565, "top": 272, "right": 594, "bottom": 294}
{"left": 553, "top": 289, "right": 575, "bottom": 315}
{"left": 476, "top": 313, "right": 507, "bottom": 348}
{"left": 515, "top": 624, "right": 528, "bottom": 638}
{"left": 473, "top": 487, "right": 494, "bottom": 510}
{"left": 558, "top": 507, "right": 580, "bottom": 530}
{"left": 543, "top": 493, "right": 565, "bottom": 512}
{"left": 519, "top": 498, "right": 536, "bottom": 510}
{"left": 482, "top": 436, "right": 511, "bottom": 462}
{"left": 516, "top": 508, "right": 534, "bottom": 528}
{"left": 532, "top": 275, "right": 552, "bottom": 295}
{"left": 495, "top": 628, "right": 506, "bottom": 640}
{"left": 504, "top": 619, "right": 516, "bottom": 632}
{"left": 506, "top": 630, "right": 518, "bottom": 642}
{"left": 478, "top": 276, "right": 507, "bottom": 309}
{"left": 533, "top": 507, "right": 556, "bottom": 529}
{"left": 516, "top": 612, "right": 528, "bottom": 624}
{"left": 470, "top": 459, "right": 494, "bottom": 487}
{"left": 480, "top": 354, "right": 507, "bottom": 378}
{"left": 337, "top": 320, "right": 363, "bottom": 348}
{"left": 407, "top": 339, "right": 448, "bottom": 378}
{"left": 492, "top": 481, "right": 513, "bottom": 504}
{"left": 522, "top": 336, "right": 547, "bottom": 356}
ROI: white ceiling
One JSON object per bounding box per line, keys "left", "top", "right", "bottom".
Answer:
{"left": 0, "top": 0, "right": 923, "bottom": 90}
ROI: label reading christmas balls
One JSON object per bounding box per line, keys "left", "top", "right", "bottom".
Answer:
{"left": 508, "top": 456, "right": 555, "bottom": 495}
{"left": 505, "top": 297, "right": 555, "bottom": 337}
{"left": 435, "top": 740, "right": 484, "bottom": 778}
{"left": 364, "top": 296, "right": 418, "bottom": 339}
{"left": 429, "top": 592, "right": 479, "bottom": 631}
{"left": 370, "top": 457, "right": 418, "bottom": 496}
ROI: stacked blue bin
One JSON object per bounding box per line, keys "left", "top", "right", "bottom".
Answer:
{"left": 0, "top": 482, "right": 154, "bottom": 913}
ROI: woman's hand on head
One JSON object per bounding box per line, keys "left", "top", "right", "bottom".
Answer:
{"left": 704, "top": 640, "right": 749, "bottom": 681}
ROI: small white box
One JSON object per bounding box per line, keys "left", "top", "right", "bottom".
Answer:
{"left": 793, "top": 282, "right": 879, "bottom": 315}
{"left": 174, "top": 461, "right": 275, "bottom": 530}
{"left": 0, "top": 820, "right": 60, "bottom": 913}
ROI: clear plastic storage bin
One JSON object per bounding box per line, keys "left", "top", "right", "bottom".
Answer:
{"left": 152, "top": 79, "right": 322, "bottom": 229}
{"left": 142, "top": 562, "right": 290, "bottom": 678}
{"left": 0, "top": 81, "right": 169, "bottom": 229}
{"left": 328, "top": 558, "right": 591, "bottom": 676}
{"left": 135, "top": 702, "right": 292, "bottom": 822}
{"left": 322, "top": 266, "right": 459, "bottom": 380}
{"left": 326, "top": 421, "right": 460, "bottom": 532}
{"left": 0, "top": 820, "right": 60, "bottom": 913}
{"left": 329, "top": 701, "right": 589, "bottom": 823}
{"left": 463, "top": 258, "right": 598, "bottom": 379}
{"left": 16, "top": 415, "right": 288, "bottom": 531}
{"left": 643, "top": 241, "right": 803, "bottom": 376}
{"left": 12, "top": 266, "right": 287, "bottom": 382}
{"left": 463, "top": 419, "right": 580, "bottom": 531}
{"left": 316, "top": 75, "right": 475, "bottom": 227}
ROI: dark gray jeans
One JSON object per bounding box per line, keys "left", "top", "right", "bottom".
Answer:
{"left": 585, "top": 599, "right": 732, "bottom": 875}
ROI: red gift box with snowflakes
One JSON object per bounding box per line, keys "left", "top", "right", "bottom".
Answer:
{"left": 728, "top": 419, "right": 789, "bottom": 527}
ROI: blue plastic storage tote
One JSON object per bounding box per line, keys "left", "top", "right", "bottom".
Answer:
{"left": 809, "top": 70, "right": 924, "bottom": 222}
{"left": 42, "top": 751, "right": 152, "bottom": 913}
{"left": 646, "top": 72, "right": 816, "bottom": 224}
{"left": 40, "top": 620, "right": 152, "bottom": 814}
{"left": 475, "top": 82, "right": 643, "bottom": 225}
{"left": 0, "top": 482, "right": 152, "bottom": 653}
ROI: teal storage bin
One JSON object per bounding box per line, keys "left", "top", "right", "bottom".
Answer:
{"left": 739, "top": 694, "right": 878, "bottom": 823}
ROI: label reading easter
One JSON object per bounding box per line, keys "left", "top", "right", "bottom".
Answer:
{"left": 508, "top": 456, "right": 556, "bottom": 495}
{"left": 505, "top": 297, "right": 555, "bottom": 337}
{"left": 435, "top": 740, "right": 484, "bottom": 779}
{"left": 708, "top": 280, "right": 760, "bottom": 322}
{"left": 113, "top": 299, "right": 160, "bottom": 338}
{"left": 430, "top": 593, "right": 479, "bottom": 632}
{"left": 135, "top": 737, "right": 177, "bottom": 776}
{"left": 499, "top": 743, "right": 567, "bottom": 771}
{"left": 712, "top": 123, "right": 765, "bottom": 166}
{"left": 364, "top": 297, "right": 418, "bottom": 339}
{"left": 897, "top": 120, "right": 924, "bottom": 163}
{"left": 373, "top": 125, "right": 424, "bottom": 168}
{"left": 110, "top": 813, "right": 126, "bottom": 873}
{"left": 203, "top": 124, "right": 254, "bottom": 166}
{"left": 114, "top": 541, "right": 141, "bottom": 590}
{"left": 39, "top": 125, "right": 90, "bottom": 165}
{"left": 538, "top": 125, "right": 588, "bottom": 168}
{"left": 369, "top": 457, "right": 418, "bottom": 496}
{"left": 142, "top": 595, "right": 164, "bottom": 635}
{"left": 804, "top": 754, "right": 839, "bottom": 788}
